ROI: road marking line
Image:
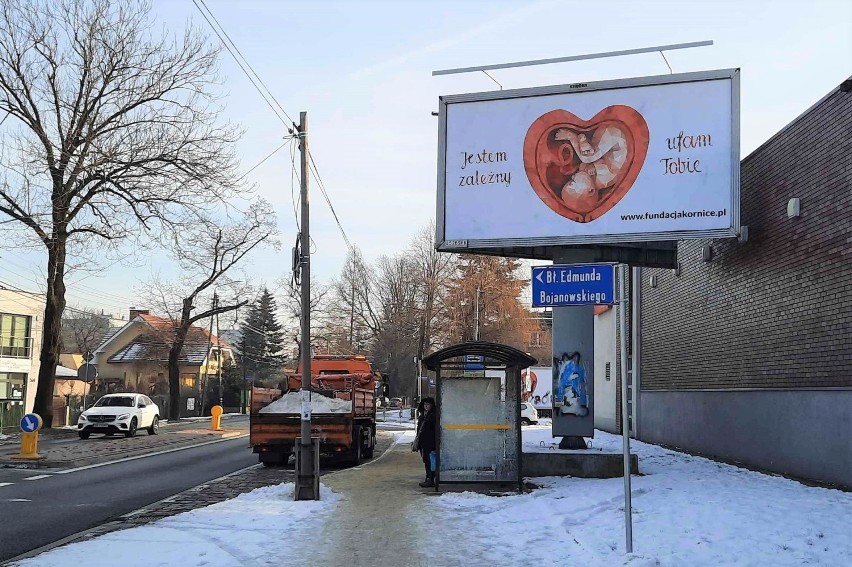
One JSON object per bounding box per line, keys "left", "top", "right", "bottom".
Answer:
{"left": 6, "top": 498, "right": 30, "bottom": 502}
{"left": 0, "top": 482, "right": 14, "bottom": 487}
{"left": 54, "top": 434, "right": 249, "bottom": 475}
{"left": 24, "top": 474, "right": 52, "bottom": 481}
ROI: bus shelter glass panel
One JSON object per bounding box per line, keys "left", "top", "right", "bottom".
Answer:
{"left": 438, "top": 369, "right": 519, "bottom": 482}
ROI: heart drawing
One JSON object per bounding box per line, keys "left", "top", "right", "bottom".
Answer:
{"left": 523, "top": 106, "right": 649, "bottom": 223}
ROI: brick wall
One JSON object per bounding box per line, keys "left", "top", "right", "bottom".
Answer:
{"left": 640, "top": 81, "right": 852, "bottom": 391}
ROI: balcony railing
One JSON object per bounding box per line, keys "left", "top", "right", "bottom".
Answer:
{"left": 0, "top": 336, "right": 32, "bottom": 359}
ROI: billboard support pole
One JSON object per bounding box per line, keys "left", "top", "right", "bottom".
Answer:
{"left": 433, "top": 40, "right": 712, "bottom": 76}
{"left": 617, "top": 263, "right": 633, "bottom": 553}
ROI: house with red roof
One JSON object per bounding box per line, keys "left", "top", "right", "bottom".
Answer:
{"left": 91, "top": 309, "right": 234, "bottom": 416}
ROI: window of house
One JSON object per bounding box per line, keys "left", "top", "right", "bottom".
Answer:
{"left": 0, "top": 372, "right": 27, "bottom": 399}
{"left": 605, "top": 362, "right": 611, "bottom": 381}
{"left": 181, "top": 374, "right": 196, "bottom": 388}
{"left": 0, "top": 313, "right": 31, "bottom": 358}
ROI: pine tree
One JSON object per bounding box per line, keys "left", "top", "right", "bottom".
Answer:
{"left": 240, "top": 288, "right": 286, "bottom": 385}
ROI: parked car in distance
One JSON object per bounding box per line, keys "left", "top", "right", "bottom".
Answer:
{"left": 520, "top": 402, "right": 539, "bottom": 425}
{"left": 375, "top": 396, "right": 390, "bottom": 408}
{"left": 389, "top": 397, "right": 403, "bottom": 408}
{"left": 77, "top": 393, "right": 160, "bottom": 439}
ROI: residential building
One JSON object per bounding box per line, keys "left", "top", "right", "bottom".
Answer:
{"left": 92, "top": 309, "right": 234, "bottom": 417}
{"left": 0, "top": 287, "right": 45, "bottom": 432}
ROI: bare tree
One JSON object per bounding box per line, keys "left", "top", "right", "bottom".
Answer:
{"left": 0, "top": 0, "right": 241, "bottom": 425}
{"left": 144, "top": 201, "right": 277, "bottom": 421}
{"left": 409, "top": 223, "right": 454, "bottom": 359}
{"left": 277, "top": 276, "right": 330, "bottom": 363}
{"left": 61, "top": 307, "right": 108, "bottom": 354}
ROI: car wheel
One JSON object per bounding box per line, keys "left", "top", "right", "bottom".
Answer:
{"left": 79, "top": 431, "right": 90, "bottom": 440}
{"left": 147, "top": 416, "right": 159, "bottom": 435}
{"left": 521, "top": 418, "right": 531, "bottom": 426}
{"left": 125, "top": 417, "right": 137, "bottom": 438}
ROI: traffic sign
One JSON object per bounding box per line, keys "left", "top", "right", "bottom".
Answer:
{"left": 20, "top": 413, "right": 43, "bottom": 433}
{"left": 531, "top": 263, "right": 617, "bottom": 307}
{"left": 77, "top": 363, "right": 97, "bottom": 381}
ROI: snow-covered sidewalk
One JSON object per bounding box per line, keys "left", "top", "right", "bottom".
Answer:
{"left": 13, "top": 427, "right": 851, "bottom": 567}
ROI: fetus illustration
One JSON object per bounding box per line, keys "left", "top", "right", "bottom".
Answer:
{"left": 523, "top": 106, "right": 649, "bottom": 223}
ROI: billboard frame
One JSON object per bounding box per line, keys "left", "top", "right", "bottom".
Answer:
{"left": 435, "top": 68, "right": 741, "bottom": 254}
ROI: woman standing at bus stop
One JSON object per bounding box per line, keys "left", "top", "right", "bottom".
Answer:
{"left": 414, "top": 397, "right": 437, "bottom": 487}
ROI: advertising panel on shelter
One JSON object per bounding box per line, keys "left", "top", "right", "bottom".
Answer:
{"left": 436, "top": 69, "right": 740, "bottom": 250}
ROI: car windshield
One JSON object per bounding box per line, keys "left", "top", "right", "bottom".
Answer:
{"left": 94, "top": 396, "right": 134, "bottom": 407}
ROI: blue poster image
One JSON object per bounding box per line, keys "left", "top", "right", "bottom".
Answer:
{"left": 553, "top": 352, "right": 589, "bottom": 417}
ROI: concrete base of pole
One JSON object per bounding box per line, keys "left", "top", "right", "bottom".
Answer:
{"left": 558, "top": 436, "right": 589, "bottom": 450}
{"left": 294, "top": 437, "right": 320, "bottom": 501}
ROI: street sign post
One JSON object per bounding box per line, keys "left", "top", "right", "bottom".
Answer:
{"left": 531, "top": 263, "right": 617, "bottom": 307}
{"left": 530, "top": 262, "right": 632, "bottom": 553}
{"left": 78, "top": 355, "right": 97, "bottom": 411}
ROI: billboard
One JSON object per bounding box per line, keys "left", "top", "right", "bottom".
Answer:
{"left": 436, "top": 69, "right": 740, "bottom": 250}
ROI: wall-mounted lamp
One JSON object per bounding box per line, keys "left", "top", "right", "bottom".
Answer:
{"left": 702, "top": 244, "right": 713, "bottom": 262}
{"left": 787, "top": 198, "right": 801, "bottom": 218}
{"left": 649, "top": 275, "right": 658, "bottom": 288}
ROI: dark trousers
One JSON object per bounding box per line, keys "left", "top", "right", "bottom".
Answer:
{"left": 421, "top": 450, "right": 434, "bottom": 478}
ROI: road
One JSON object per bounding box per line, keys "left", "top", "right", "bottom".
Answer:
{"left": 0, "top": 435, "right": 256, "bottom": 562}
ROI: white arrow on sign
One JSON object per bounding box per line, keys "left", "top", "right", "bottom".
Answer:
{"left": 24, "top": 416, "right": 35, "bottom": 431}
{"left": 535, "top": 271, "right": 544, "bottom": 283}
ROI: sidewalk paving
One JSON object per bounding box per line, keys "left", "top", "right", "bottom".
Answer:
{"left": 0, "top": 416, "right": 248, "bottom": 469}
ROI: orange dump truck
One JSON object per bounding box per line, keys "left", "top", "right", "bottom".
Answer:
{"left": 250, "top": 355, "right": 377, "bottom": 467}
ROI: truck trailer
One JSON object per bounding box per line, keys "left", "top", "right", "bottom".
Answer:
{"left": 249, "top": 355, "right": 377, "bottom": 467}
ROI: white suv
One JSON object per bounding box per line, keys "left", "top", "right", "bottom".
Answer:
{"left": 78, "top": 393, "right": 160, "bottom": 439}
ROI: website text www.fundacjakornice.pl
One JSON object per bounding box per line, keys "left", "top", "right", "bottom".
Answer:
{"left": 620, "top": 208, "right": 727, "bottom": 221}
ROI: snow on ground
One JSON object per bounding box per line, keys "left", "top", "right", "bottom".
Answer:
{"left": 430, "top": 425, "right": 852, "bottom": 566}
{"left": 13, "top": 483, "right": 342, "bottom": 567}
{"left": 13, "top": 425, "right": 851, "bottom": 567}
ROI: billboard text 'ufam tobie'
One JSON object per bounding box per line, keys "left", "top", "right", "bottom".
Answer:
{"left": 436, "top": 69, "right": 740, "bottom": 250}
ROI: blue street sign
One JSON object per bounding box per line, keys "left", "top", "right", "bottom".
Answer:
{"left": 532, "top": 264, "right": 617, "bottom": 307}
{"left": 463, "top": 355, "right": 485, "bottom": 377}
{"left": 20, "top": 413, "right": 42, "bottom": 433}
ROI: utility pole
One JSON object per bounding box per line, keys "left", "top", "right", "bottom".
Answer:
{"left": 216, "top": 309, "right": 223, "bottom": 407}
{"left": 200, "top": 293, "right": 217, "bottom": 416}
{"left": 474, "top": 286, "right": 481, "bottom": 340}
{"left": 241, "top": 333, "right": 248, "bottom": 414}
{"left": 295, "top": 111, "right": 319, "bottom": 500}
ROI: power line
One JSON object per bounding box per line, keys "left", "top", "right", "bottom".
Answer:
{"left": 191, "top": 0, "right": 353, "bottom": 255}
{"left": 236, "top": 139, "right": 292, "bottom": 183}
{"left": 309, "top": 155, "right": 353, "bottom": 251}
{"left": 191, "top": 0, "right": 294, "bottom": 126}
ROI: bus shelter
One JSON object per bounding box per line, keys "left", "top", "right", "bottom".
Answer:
{"left": 423, "top": 342, "right": 537, "bottom": 492}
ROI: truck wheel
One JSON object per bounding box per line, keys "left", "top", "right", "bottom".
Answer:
{"left": 350, "top": 426, "right": 363, "bottom": 466}
{"left": 363, "top": 430, "right": 375, "bottom": 459}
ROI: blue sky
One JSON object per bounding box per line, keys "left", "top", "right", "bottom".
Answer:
{"left": 2, "top": 0, "right": 850, "bottom": 317}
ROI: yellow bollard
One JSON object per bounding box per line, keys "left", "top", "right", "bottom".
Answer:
{"left": 210, "top": 405, "right": 223, "bottom": 431}
{"left": 14, "top": 413, "right": 44, "bottom": 460}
